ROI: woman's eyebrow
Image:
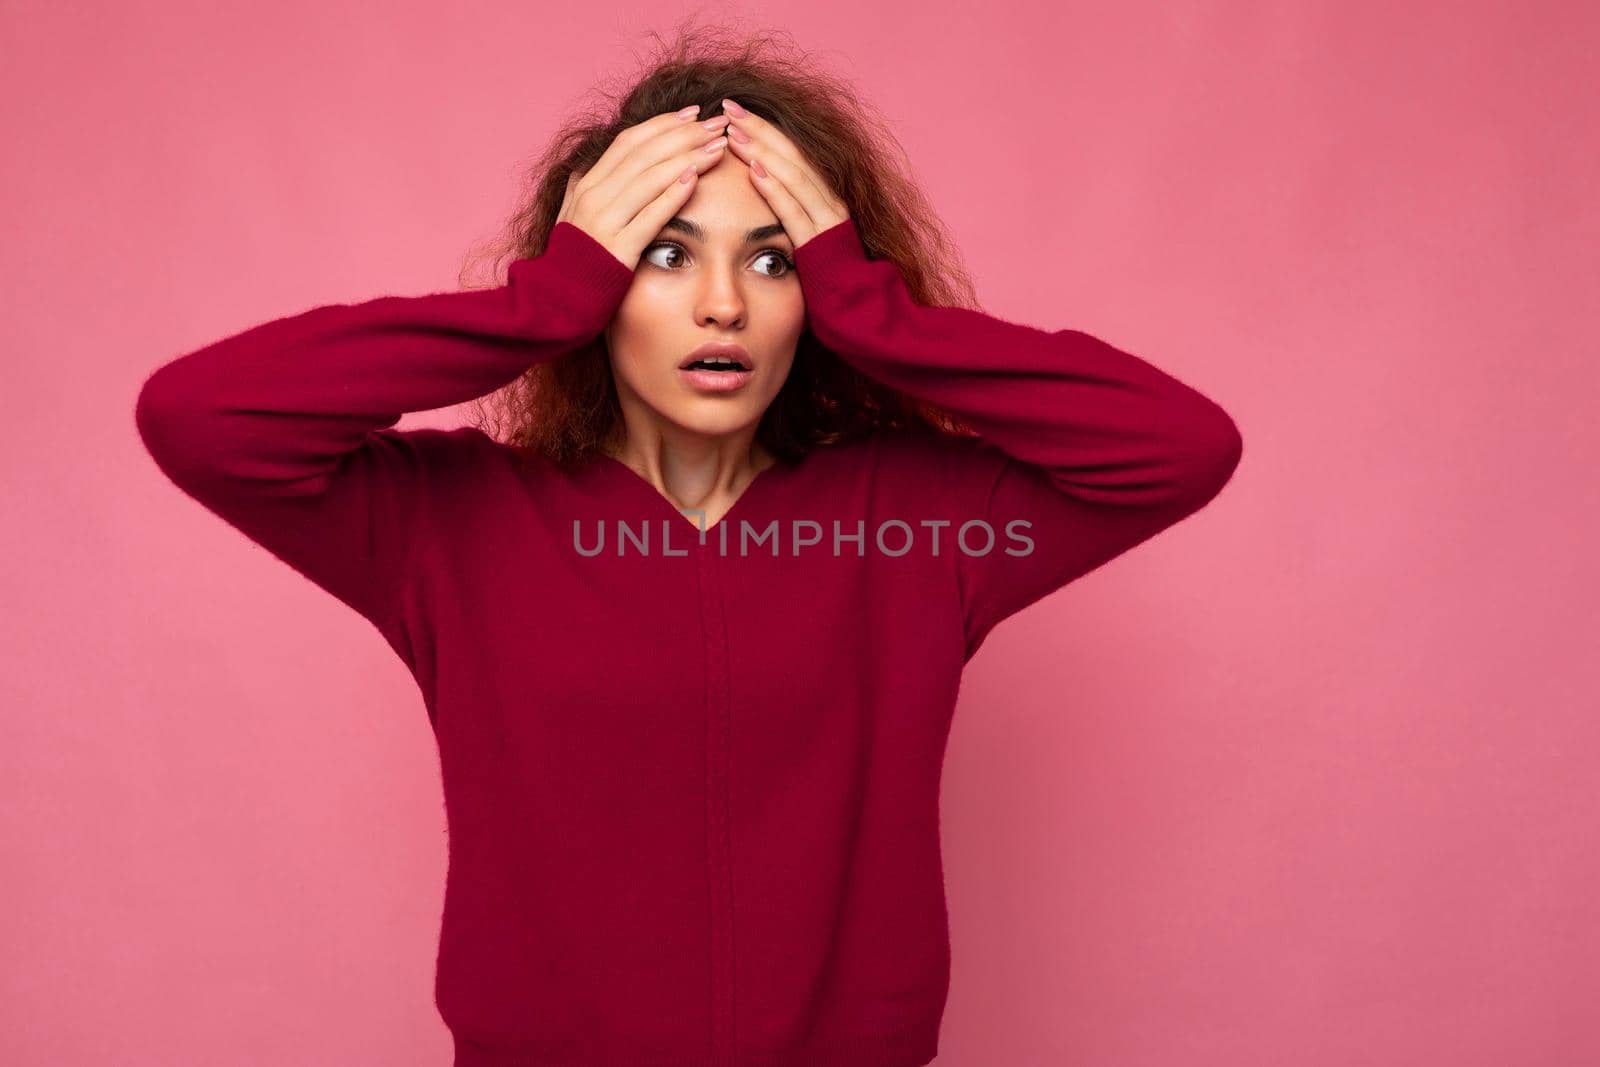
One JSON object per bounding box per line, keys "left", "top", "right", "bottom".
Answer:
{"left": 661, "top": 216, "right": 790, "bottom": 244}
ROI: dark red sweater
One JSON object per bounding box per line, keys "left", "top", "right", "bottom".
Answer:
{"left": 135, "top": 217, "right": 1242, "bottom": 1066}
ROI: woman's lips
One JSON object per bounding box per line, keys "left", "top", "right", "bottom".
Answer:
{"left": 679, "top": 366, "right": 754, "bottom": 392}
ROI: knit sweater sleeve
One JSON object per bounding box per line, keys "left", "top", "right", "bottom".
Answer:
{"left": 133, "top": 222, "right": 635, "bottom": 635}
{"left": 791, "top": 217, "right": 1243, "bottom": 661}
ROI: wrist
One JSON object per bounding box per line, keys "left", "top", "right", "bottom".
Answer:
{"left": 793, "top": 217, "right": 869, "bottom": 296}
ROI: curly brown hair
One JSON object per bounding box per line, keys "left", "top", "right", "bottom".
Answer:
{"left": 459, "top": 16, "right": 981, "bottom": 473}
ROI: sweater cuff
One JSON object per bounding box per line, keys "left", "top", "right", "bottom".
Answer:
{"left": 793, "top": 216, "right": 870, "bottom": 295}
{"left": 511, "top": 221, "right": 638, "bottom": 321}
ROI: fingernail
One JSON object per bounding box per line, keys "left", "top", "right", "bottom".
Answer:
{"left": 677, "top": 105, "right": 700, "bottom": 120}
{"left": 722, "top": 98, "right": 748, "bottom": 117}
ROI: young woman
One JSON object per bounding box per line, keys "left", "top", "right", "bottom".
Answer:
{"left": 136, "top": 29, "right": 1242, "bottom": 1067}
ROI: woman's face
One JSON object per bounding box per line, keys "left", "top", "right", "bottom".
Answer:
{"left": 602, "top": 153, "right": 805, "bottom": 448}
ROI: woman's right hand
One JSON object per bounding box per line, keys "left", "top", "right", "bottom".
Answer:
{"left": 556, "top": 108, "right": 732, "bottom": 271}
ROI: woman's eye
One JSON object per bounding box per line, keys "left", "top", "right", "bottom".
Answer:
{"left": 754, "top": 250, "right": 797, "bottom": 277}
{"left": 642, "top": 243, "right": 686, "bottom": 270}
{"left": 642, "top": 243, "right": 796, "bottom": 278}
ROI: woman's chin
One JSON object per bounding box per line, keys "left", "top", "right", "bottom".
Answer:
{"left": 659, "top": 404, "right": 765, "bottom": 440}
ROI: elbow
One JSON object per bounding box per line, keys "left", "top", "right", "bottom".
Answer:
{"left": 134, "top": 364, "right": 207, "bottom": 480}
{"left": 135, "top": 366, "right": 181, "bottom": 444}
{"left": 134, "top": 369, "right": 174, "bottom": 457}
{"left": 1172, "top": 406, "right": 1244, "bottom": 508}
{"left": 1200, "top": 409, "right": 1245, "bottom": 497}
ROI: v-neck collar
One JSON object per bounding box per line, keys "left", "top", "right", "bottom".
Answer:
{"left": 592, "top": 450, "right": 807, "bottom": 545}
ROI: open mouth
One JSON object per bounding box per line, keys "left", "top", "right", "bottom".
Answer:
{"left": 678, "top": 343, "right": 753, "bottom": 391}
{"left": 682, "top": 359, "right": 748, "bottom": 372}
{"left": 678, "top": 360, "right": 755, "bottom": 392}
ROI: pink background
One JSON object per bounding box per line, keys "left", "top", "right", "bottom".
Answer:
{"left": 4, "top": 2, "right": 1596, "bottom": 1064}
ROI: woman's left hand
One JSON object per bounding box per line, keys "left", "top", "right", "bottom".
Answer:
{"left": 720, "top": 98, "right": 851, "bottom": 250}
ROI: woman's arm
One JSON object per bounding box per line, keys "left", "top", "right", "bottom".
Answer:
{"left": 134, "top": 222, "right": 635, "bottom": 632}
{"left": 791, "top": 218, "right": 1243, "bottom": 660}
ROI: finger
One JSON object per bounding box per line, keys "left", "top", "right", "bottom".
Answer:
{"left": 741, "top": 145, "right": 837, "bottom": 238}
{"left": 724, "top": 117, "right": 846, "bottom": 225}
{"left": 578, "top": 109, "right": 704, "bottom": 191}
{"left": 618, "top": 134, "right": 729, "bottom": 241}
{"left": 617, "top": 152, "right": 708, "bottom": 252}
{"left": 722, "top": 113, "right": 808, "bottom": 181}
{"left": 744, "top": 155, "right": 814, "bottom": 244}
{"left": 585, "top": 113, "right": 730, "bottom": 229}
